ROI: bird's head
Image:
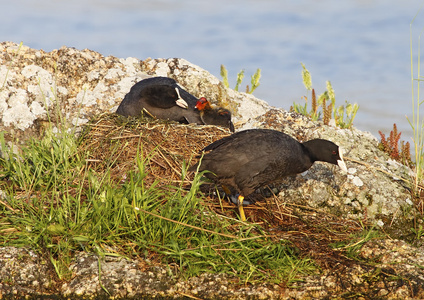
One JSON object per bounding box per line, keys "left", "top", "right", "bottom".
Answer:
{"left": 195, "top": 97, "right": 212, "bottom": 111}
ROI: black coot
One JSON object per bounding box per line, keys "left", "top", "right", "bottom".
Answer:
{"left": 116, "top": 77, "right": 203, "bottom": 124}
{"left": 195, "top": 97, "right": 235, "bottom": 132}
{"left": 190, "top": 129, "right": 347, "bottom": 221}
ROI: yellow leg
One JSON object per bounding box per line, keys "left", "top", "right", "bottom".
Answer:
{"left": 238, "top": 195, "right": 246, "bottom": 221}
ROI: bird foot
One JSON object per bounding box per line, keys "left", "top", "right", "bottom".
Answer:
{"left": 229, "top": 194, "right": 253, "bottom": 206}
{"left": 237, "top": 195, "right": 246, "bottom": 221}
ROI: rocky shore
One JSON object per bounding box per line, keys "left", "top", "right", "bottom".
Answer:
{"left": 1, "top": 41, "right": 424, "bottom": 299}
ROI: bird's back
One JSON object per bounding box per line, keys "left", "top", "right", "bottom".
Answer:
{"left": 195, "top": 129, "right": 312, "bottom": 194}
{"left": 116, "top": 77, "right": 200, "bottom": 121}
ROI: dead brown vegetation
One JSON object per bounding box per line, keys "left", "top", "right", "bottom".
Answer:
{"left": 79, "top": 114, "right": 231, "bottom": 189}
{"left": 379, "top": 123, "right": 412, "bottom": 167}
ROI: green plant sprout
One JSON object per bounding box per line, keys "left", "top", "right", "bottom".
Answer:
{"left": 220, "top": 64, "right": 229, "bottom": 89}
{"left": 220, "top": 64, "right": 261, "bottom": 94}
{"left": 249, "top": 68, "right": 261, "bottom": 94}
{"left": 293, "top": 89, "right": 321, "bottom": 121}
{"left": 292, "top": 63, "right": 359, "bottom": 129}
{"left": 411, "top": 224, "right": 424, "bottom": 240}
{"left": 301, "top": 62, "right": 312, "bottom": 90}
{"left": 235, "top": 69, "right": 244, "bottom": 91}
{"left": 292, "top": 63, "right": 324, "bottom": 122}
{"left": 334, "top": 100, "right": 360, "bottom": 129}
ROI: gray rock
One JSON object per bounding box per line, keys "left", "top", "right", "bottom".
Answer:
{"left": 2, "top": 241, "right": 424, "bottom": 299}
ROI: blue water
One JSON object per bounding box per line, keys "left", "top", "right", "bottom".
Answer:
{"left": 2, "top": 0, "right": 424, "bottom": 141}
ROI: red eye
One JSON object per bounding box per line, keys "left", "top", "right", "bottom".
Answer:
{"left": 332, "top": 150, "right": 337, "bottom": 155}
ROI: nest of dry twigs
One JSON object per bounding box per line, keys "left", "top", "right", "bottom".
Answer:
{"left": 79, "top": 113, "right": 231, "bottom": 188}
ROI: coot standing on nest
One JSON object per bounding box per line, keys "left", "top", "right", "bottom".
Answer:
{"left": 116, "top": 77, "right": 203, "bottom": 124}
{"left": 190, "top": 129, "right": 347, "bottom": 221}
{"left": 195, "top": 97, "right": 235, "bottom": 132}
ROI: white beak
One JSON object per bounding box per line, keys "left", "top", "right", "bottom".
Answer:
{"left": 337, "top": 147, "right": 348, "bottom": 173}
{"left": 175, "top": 88, "right": 188, "bottom": 109}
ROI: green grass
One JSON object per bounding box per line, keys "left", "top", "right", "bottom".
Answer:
{"left": 409, "top": 8, "right": 424, "bottom": 193}
{"left": 330, "top": 225, "right": 383, "bottom": 262}
{"left": 0, "top": 125, "right": 318, "bottom": 284}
